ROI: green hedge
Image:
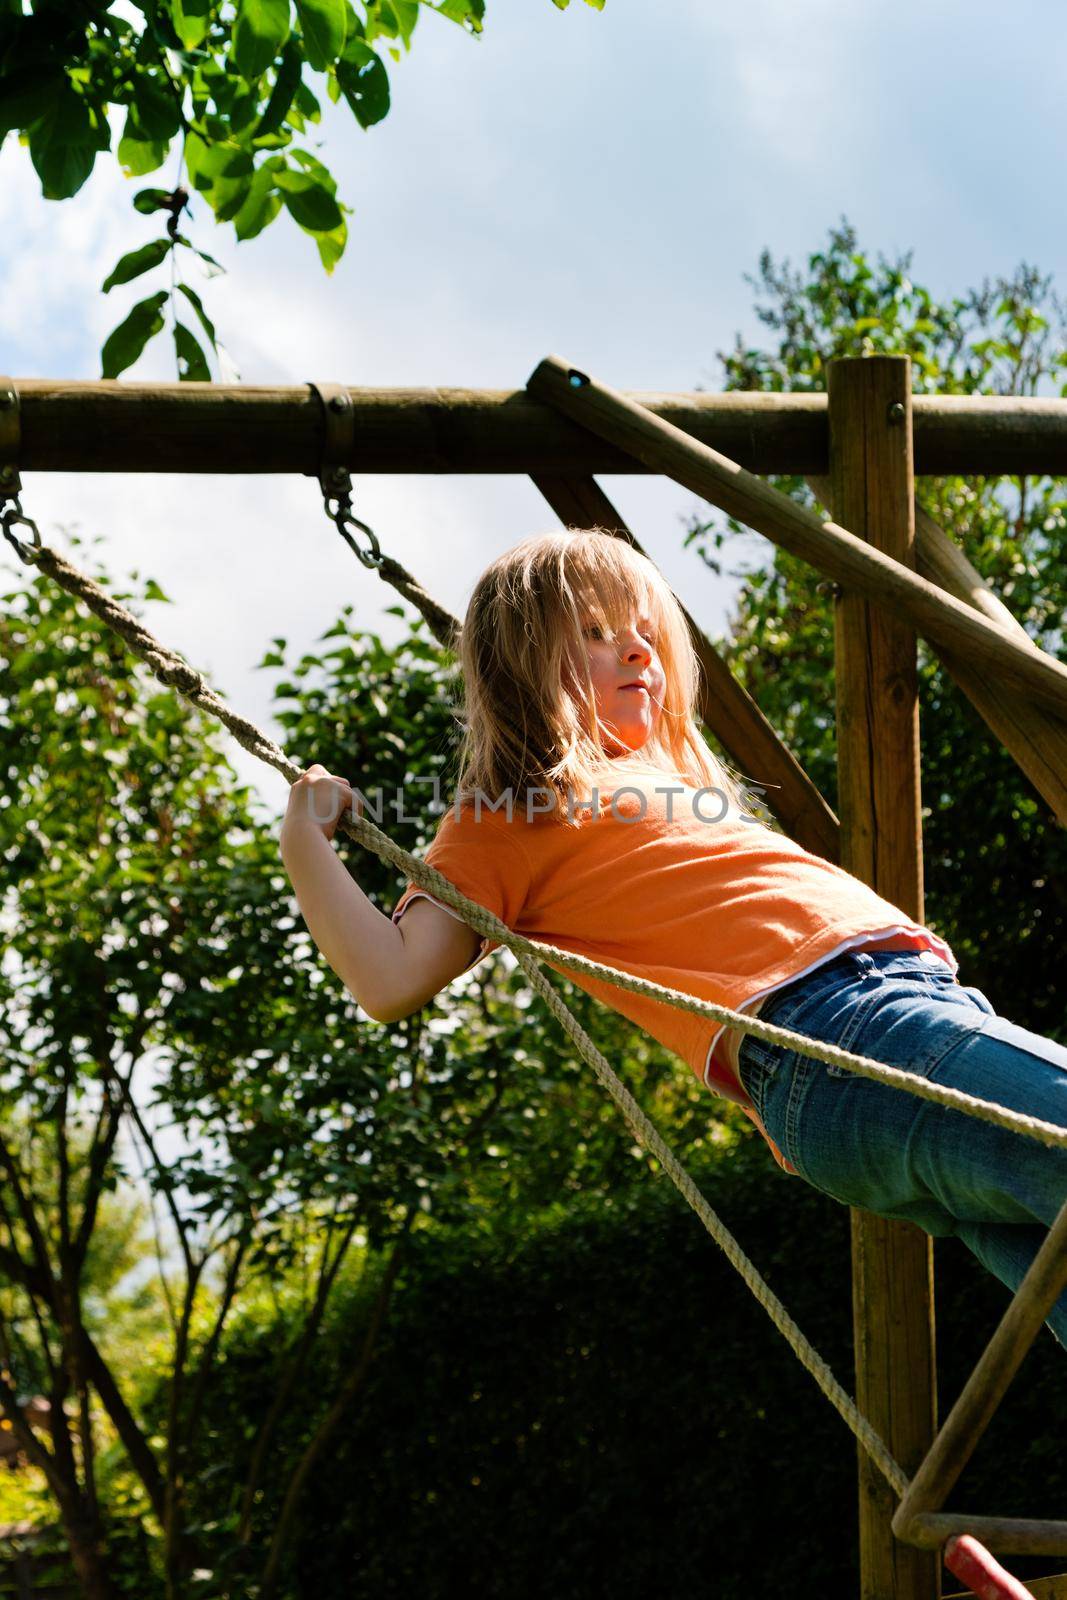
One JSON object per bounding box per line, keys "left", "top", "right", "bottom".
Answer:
{"left": 208, "top": 1137, "right": 1067, "bottom": 1597}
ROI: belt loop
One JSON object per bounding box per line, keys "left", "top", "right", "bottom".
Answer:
{"left": 854, "top": 951, "right": 878, "bottom": 980}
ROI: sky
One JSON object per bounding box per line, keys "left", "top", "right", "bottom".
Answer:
{"left": 3, "top": 0, "right": 1067, "bottom": 836}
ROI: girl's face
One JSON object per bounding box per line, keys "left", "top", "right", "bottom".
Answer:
{"left": 576, "top": 609, "right": 666, "bottom": 756}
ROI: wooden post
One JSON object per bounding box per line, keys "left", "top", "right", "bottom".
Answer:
{"left": 827, "top": 356, "right": 940, "bottom": 1600}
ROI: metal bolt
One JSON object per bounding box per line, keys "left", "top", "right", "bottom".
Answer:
{"left": 887, "top": 401, "right": 906, "bottom": 425}
{"left": 0, "top": 466, "right": 14, "bottom": 483}
{"left": 330, "top": 467, "right": 347, "bottom": 486}
{"left": 329, "top": 394, "right": 349, "bottom": 413}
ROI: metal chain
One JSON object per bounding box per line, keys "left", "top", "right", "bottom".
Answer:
{"left": 1, "top": 495, "right": 41, "bottom": 565}
{"left": 322, "top": 486, "right": 384, "bottom": 570}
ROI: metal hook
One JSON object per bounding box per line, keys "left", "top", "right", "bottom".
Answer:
{"left": 1, "top": 499, "right": 41, "bottom": 565}
{"left": 330, "top": 498, "right": 383, "bottom": 569}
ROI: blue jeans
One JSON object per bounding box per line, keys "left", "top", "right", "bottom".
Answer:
{"left": 737, "top": 948, "right": 1067, "bottom": 1350}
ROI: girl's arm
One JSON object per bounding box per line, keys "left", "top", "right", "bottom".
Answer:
{"left": 279, "top": 766, "right": 480, "bottom": 1023}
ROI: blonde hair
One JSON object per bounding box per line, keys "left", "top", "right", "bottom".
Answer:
{"left": 452, "top": 528, "right": 756, "bottom": 826}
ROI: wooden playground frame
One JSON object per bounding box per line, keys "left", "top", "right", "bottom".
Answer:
{"left": 3, "top": 354, "right": 1067, "bottom": 1599}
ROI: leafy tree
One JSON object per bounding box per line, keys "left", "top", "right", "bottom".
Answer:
{"left": 0, "top": 544, "right": 464, "bottom": 1595}
{"left": 0, "top": 534, "right": 712, "bottom": 1597}
{"left": 0, "top": 0, "right": 603, "bottom": 379}
{"left": 687, "top": 220, "right": 1067, "bottom": 1034}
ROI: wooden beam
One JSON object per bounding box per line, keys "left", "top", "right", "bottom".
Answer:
{"left": 10, "top": 378, "right": 1067, "bottom": 476}
{"left": 809, "top": 477, "right": 1067, "bottom": 828}
{"left": 892, "top": 1194, "right": 1067, "bottom": 1556}
{"left": 529, "top": 474, "right": 842, "bottom": 861}
{"left": 525, "top": 357, "right": 1067, "bottom": 724}
{"left": 829, "top": 356, "right": 939, "bottom": 1600}
{"left": 908, "top": 1514, "right": 1067, "bottom": 1558}
{"left": 946, "top": 1574, "right": 1067, "bottom": 1599}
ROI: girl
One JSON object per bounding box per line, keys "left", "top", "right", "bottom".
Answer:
{"left": 279, "top": 528, "right": 1067, "bottom": 1349}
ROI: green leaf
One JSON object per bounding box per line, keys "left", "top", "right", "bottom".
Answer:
{"left": 314, "top": 217, "right": 347, "bottom": 273}
{"left": 233, "top": 0, "right": 292, "bottom": 81}
{"left": 102, "top": 238, "right": 173, "bottom": 293}
{"left": 118, "top": 125, "right": 170, "bottom": 178}
{"left": 185, "top": 131, "right": 255, "bottom": 219}
{"left": 101, "top": 291, "right": 169, "bottom": 379}
{"left": 255, "top": 40, "right": 302, "bottom": 136}
{"left": 130, "top": 71, "right": 183, "bottom": 141}
{"left": 293, "top": 81, "right": 321, "bottom": 121}
{"left": 432, "top": 0, "right": 484, "bottom": 29}
{"left": 0, "top": 70, "right": 66, "bottom": 136}
{"left": 289, "top": 147, "right": 334, "bottom": 185}
{"left": 228, "top": 86, "right": 262, "bottom": 136}
{"left": 381, "top": 0, "right": 418, "bottom": 47}
{"left": 174, "top": 235, "right": 228, "bottom": 276}
{"left": 214, "top": 173, "right": 255, "bottom": 221}
{"left": 133, "top": 187, "right": 175, "bottom": 214}
{"left": 186, "top": 131, "right": 255, "bottom": 189}
{"left": 170, "top": 0, "right": 213, "bottom": 48}
{"left": 295, "top": 0, "right": 346, "bottom": 70}
{"left": 231, "top": 165, "right": 283, "bottom": 240}
{"left": 275, "top": 169, "right": 342, "bottom": 231}
{"left": 174, "top": 320, "right": 212, "bottom": 381}
{"left": 27, "top": 84, "right": 101, "bottom": 199}
{"left": 335, "top": 47, "right": 389, "bottom": 128}
{"left": 176, "top": 282, "right": 218, "bottom": 347}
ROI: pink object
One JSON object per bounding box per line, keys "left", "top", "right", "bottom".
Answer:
{"left": 944, "top": 1535, "right": 1031, "bottom": 1600}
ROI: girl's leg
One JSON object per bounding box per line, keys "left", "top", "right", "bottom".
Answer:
{"left": 739, "top": 950, "right": 1067, "bottom": 1349}
{"left": 951, "top": 1220, "right": 1067, "bottom": 1351}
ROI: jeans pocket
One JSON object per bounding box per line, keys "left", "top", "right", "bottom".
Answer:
{"left": 738, "top": 1033, "right": 784, "bottom": 1123}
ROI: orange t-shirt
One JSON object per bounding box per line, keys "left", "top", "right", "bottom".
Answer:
{"left": 390, "top": 773, "right": 957, "bottom": 1174}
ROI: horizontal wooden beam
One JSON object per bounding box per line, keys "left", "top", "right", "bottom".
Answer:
{"left": 8, "top": 379, "right": 1067, "bottom": 476}
{"left": 902, "top": 1513, "right": 1067, "bottom": 1558}
{"left": 526, "top": 357, "right": 1067, "bottom": 724}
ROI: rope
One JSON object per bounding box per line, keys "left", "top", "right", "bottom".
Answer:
{"left": 10, "top": 531, "right": 1065, "bottom": 1498}
{"left": 374, "top": 554, "right": 461, "bottom": 655}
{"left": 511, "top": 947, "right": 910, "bottom": 1493}
{"left": 23, "top": 541, "right": 1067, "bottom": 1152}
